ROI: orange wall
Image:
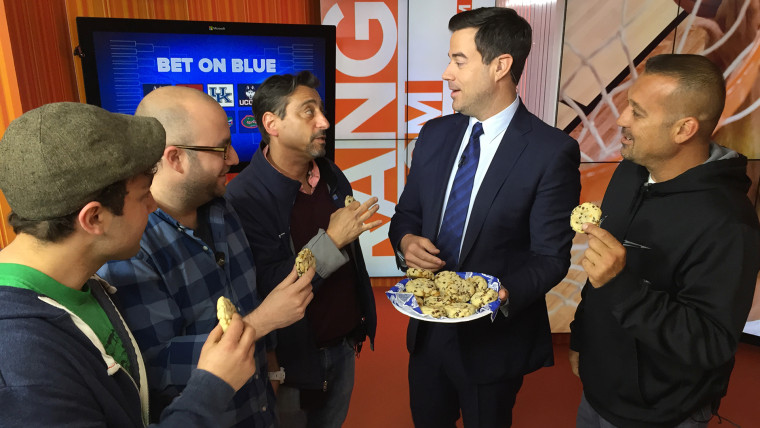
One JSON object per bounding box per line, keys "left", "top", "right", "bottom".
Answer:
{"left": 0, "top": 0, "right": 22, "bottom": 127}
{"left": 0, "top": 0, "right": 20, "bottom": 247}
{"left": 0, "top": 0, "right": 319, "bottom": 249}
{"left": 6, "top": 0, "right": 79, "bottom": 111}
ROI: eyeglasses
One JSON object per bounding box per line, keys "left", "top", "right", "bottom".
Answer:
{"left": 174, "top": 142, "right": 230, "bottom": 160}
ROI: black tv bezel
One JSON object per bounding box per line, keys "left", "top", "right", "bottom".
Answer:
{"left": 75, "top": 16, "right": 337, "bottom": 166}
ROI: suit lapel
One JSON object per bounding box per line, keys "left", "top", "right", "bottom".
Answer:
{"left": 421, "top": 114, "right": 469, "bottom": 240}
{"left": 459, "top": 103, "right": 533, "bottom": 266}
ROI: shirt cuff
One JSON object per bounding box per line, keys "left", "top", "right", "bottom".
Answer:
{"left": 305, "top": 228, "right": 349, "bottom": 278}
{"left": 499, "top": 297, "right": 510, "bottom": 318}
{"left": 395, "top": 249, "right": 408, "bottom": 270}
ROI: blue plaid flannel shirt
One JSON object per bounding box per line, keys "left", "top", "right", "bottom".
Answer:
{"left": 98, "top": 198, "right": 276, "bottom": 428}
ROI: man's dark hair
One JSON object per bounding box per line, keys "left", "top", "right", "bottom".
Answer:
{"left": 448, "top": 7, "right": 532, "bottom": 85}
{"left": 8, "top": 168, "right": 155, "bottom": 242}
{"left": 644, "top": 54, "right": 726, "bottom": 136}
{"left": 252, "top": 70, "right": 321, "bottom": 146}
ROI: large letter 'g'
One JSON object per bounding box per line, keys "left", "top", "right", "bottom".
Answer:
{"left": 324, "top": 2, "right": 398, "bottom": 78}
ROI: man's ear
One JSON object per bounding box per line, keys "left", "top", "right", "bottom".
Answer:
{"left": 77, "top": 201, "right": 108, "bottom": 236}
{"left": 493, "top": 54, "right": 514, "bottom": 83}
{"left": 163, "top": 146, "right": 184, "bottom": 173}
{"left": 262, "top": 112, "right": 279, "bottom": 138}
{"left": 672, "top": 117, "right": 699, "bottom": 144}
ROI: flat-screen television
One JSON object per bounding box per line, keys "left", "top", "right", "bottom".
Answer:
{"left": 76, "top": 17, "right": 336, "bottom": 171}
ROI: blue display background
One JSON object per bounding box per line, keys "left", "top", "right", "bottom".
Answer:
{"left": 92, "top": 31, "right": 327, "bottom": 162}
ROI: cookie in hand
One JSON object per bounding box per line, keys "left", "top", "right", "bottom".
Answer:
{"left": 216, "top": 296, "right": 237, "bottom": 332}
{"left": 570, "top": 202, "right": 602, "bottom": 233}
{"left": 295, "top": 248, "right": 316, "bottom": 277}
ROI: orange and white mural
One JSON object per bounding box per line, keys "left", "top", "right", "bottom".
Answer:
{"left": 321, "top": 0, "right": 403, "bottom": 277}
{"left": 320, "top": 0, "right": 492, "bottom": 277}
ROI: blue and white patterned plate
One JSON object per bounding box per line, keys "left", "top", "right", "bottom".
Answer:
{"left": 385, "top": 272, "right": 501, "bottom": 323}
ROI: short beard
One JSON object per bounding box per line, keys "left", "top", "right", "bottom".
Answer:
{"left": 307, "top": 145, "right": 326, "bottom": 158}
{"left": 306, "top": 134, "right": 326, "bottom": 158}
{"left": 182, "top": 157, "right": 224, "bottom": 206}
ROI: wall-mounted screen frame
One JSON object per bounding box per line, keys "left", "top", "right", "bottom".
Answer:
{"left": 76, "top": 17, "right": 336, "bottom": 170}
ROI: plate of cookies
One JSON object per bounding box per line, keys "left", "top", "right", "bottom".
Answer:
{"left": 385, "top": 268, "right": 502, "bottom": 323}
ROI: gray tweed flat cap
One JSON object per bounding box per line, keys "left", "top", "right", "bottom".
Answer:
{"left": 0, "top": 102, "right": 165, "bottom": 220}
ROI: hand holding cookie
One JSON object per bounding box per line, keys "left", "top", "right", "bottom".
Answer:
{"left": 326, "top": 196, "right": 382, "bottom": 249}
{"left": 295, "top": 248, "right": 316, "bottom": 277}
{"left": 198, "top": 312, "right": 257, "bottom": 391}
{"left": 581, "top": 224, "right": 626, "bottom": 288}
{"left": 216, "top": 296, "right": 237, "bottom": 332}
{"left": 246, "top": 266, "right": 314, "bottom": 337}
{"left": 570, "top": 202, "right": 602, "bottom": 233}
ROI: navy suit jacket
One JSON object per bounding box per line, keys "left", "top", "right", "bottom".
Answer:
{"left": 389, "top": 102, "right": 581, "bottom": 382}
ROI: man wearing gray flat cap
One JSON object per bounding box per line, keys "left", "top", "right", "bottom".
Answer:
{"left": 0, "top": 102, "right": 259, "bottom": 427}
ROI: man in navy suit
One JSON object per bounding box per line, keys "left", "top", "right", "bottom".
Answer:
{"left": 389, "top": 7, "right": 580, "bottom": 427}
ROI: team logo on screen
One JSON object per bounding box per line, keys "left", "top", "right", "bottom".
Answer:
{"left": 241, "top": 116, "right": 257, "bottom": 129}
{"left": 237, "top": 84, "right": 258, "bottom": 107}
{"left": 224, "top": 109, "right": 236, "bottom": 134}
{"left": 142, "top": 84, "right": 171, "bottom": 95}
{"left": 207, "top": 84, "right": 234, "bottom": 107}
{"left": 237, "top": 111, "right": 257, "bottom": 133}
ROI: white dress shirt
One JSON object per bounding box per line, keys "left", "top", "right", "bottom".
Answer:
{"left": 438, "top": 97, "right": 520, "bottom": 257}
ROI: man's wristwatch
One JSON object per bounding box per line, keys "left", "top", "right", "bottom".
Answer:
{"left": 268, "top": 367, "right": 286, "bottom": 384}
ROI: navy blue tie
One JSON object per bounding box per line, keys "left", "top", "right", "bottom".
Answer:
{"left": 437, "top": 122, "right": 483, "bottom": 268}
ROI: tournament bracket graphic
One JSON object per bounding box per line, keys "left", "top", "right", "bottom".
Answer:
{"left": 91, "top": 32, "right": 327, "bottom": 162}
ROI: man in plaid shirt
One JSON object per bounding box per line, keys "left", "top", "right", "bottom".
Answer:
{"left": 98, "top": 86, "right": 314, "bottom": 427}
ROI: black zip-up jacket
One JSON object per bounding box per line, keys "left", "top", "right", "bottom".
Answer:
{"left": 226, "top": 146, "right": 377, "bottom": 390}
{"left": 570, "top": 149, "right": 760, "bottom": 428}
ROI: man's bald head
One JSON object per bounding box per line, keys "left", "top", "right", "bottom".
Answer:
{"left": 135, "top": 86, "right": 220, "bottom": 147}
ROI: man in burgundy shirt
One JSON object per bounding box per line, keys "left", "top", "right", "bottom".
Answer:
{"left": 225, "top": 71, "right": 380, "bottom": 428}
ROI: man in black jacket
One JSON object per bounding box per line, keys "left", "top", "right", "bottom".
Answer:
{"left": 570, "top": 54, "right": 760, "bottom": 428}
{"left": 225, "top": 71, "right": 380, "bottom": 428}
